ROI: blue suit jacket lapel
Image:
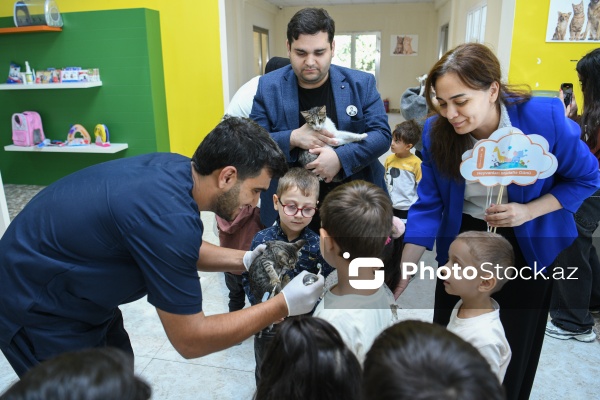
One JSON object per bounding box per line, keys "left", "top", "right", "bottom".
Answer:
{"left": 282, "top": 69, "right": 299, "bottom": 129}
{"left": 330, "top": 66, "right": 350, "bottom": 128}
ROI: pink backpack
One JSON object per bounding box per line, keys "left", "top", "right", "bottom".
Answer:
{"left": 12, "top": 111, "right": 46, "bottom": 146}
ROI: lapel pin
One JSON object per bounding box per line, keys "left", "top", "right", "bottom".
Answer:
{"left": 346, "top": 105, "right": 358, "bottom": 117}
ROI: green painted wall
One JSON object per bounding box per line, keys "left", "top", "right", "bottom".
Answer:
{"left": 0, "top": 8, "right": 168, "bottom": 185}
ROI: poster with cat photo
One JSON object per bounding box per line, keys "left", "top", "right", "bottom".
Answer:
{"left": 390, "top": 34, "right": 418, "bottom": 56}
{"left": 546, "top": 0, "right": 600, "bottom": 42}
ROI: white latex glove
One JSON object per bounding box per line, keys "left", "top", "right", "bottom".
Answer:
{"left": 281, "top": 270, "right": 324, "bottom": 316}
{"left": 242, "top": 244, "right": 266, "bottom": 270}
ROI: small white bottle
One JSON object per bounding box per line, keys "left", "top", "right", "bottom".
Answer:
{"left": 25, "top": 61, "right": 33, "bottom": 84}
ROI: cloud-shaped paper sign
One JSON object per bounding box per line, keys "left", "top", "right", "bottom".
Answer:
{"left": 460, "top": 127, "right": 558, "bottom": 187}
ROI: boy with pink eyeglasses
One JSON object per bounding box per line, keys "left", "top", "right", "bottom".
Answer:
{"left": 242, "top": 167, "right": 333, "bottom": 384}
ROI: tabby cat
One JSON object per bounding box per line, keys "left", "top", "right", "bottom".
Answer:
{"left": 393, "top": 36, "right": 404, "bottom": 54}
{"left": 552, "top": 11, "right": 571, "bottom": 41}
{"left": 248, "top": 240, "right": 306, "bottom": 303}
{"left": 298, "top": 105, "right": 368, "bottom": 182}
{"left": 581, "top": 0, "right": 600, "bottom": 40}
{"left": 569, "top": 1, "right": 584, "bottom": 40}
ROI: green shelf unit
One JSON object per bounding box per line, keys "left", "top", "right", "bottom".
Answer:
{"left": 0, "top": 9, "right": 169, "bottom": 185}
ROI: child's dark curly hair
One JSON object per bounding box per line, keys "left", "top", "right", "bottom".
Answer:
{"left": 393, "top": 119, "right": 422, "bottom": 146}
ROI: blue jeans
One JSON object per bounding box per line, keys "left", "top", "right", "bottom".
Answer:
{"left": 550, "top": 189, "right": 600, "bottom": 332}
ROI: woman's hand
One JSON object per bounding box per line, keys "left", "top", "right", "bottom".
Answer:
{"left": 559, "top": 89, "right": 578, "bottom": 119}
{"left": 485, "top": 194, "right": 562, "bottom": 228}
{"left": 484, "top": 202, "right": 532, "bottom": 228}
{"left": 394, "top": 243, "right": 426, "bottom": 299}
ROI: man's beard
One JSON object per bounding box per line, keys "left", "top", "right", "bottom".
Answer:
{"left": 214, "top": 182, "right": 241, "bottom": 222}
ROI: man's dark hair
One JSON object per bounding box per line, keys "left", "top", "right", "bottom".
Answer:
{"left": 0, "top": 348, "right": 151, "bottom": 400}
{"left": 287, "top": 8, "right": 335, "bottom": 45}
{"left": 363, "top": 320, "right": 506, "bottom": 400}
{"left": 192, "top": 116, "right": 288, "bottom": 180}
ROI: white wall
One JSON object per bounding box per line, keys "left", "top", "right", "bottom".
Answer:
{"left": 431, "top": 0, "right": 514, "bottom": 77}
{"left": 435, "top": 0, "right": 452, "bottom": 50}
{"left": 496, "top": 0, "right": 516, "bottom": 80}
{"left": 224, "top": 0, "right": 279, "bottom": 100}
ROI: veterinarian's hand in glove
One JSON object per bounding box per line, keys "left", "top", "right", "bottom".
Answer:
{"left": 281, "top": 270, "right": 324, "bottom": 316}
{"left": 243, "top": 244, "right": 266, "bottom": 270}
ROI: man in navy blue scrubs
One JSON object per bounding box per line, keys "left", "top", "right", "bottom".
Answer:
{"left": 0, "top": 117, "right": 325, "bottom": 377}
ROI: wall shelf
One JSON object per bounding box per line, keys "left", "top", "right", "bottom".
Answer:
{"left": 0, "top": 81, "right": 102, "bottom": 90}
{"left": 4, "top": 143, "right": 128, "bottom": 154}
{"left": 0, "top": 9, "right": 167, "bottom": 185}
{"left": 0, "top": 26, "right": 62, "bottom": 34}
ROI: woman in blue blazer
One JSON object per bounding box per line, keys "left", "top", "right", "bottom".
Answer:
{"left": 397, "top": 43, "right": 599, "bottom": 400}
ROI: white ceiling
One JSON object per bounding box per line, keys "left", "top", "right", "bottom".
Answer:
{"left": 265, "top": 0, "right": 433, "bottom": 8}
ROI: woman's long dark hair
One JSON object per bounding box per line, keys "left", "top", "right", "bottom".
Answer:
{"left": 576, "top": 48, "right": 600, "bottom": 153}
{"left": 424, "top": 43, "right": 531, "bottom": 180}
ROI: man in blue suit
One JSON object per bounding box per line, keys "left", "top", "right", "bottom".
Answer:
{"left": 250, "top": 7, "right": 391, "bottom": 231}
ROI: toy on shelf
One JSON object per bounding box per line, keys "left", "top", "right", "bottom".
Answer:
{"left": 66, "top": 124, "right": 90, "bottom": 146}
{"left": 94, "top": 124, "right": 110, "bottom": 147}
{"left": 12, "top": 111, "right": 45, "bottom": 146}
{"left": 59, "top": 67, "right": 100, "bottom": 83}
{"left": 14, "top": 0, "right": 63, "bottom": 28}
{"left": 60, "top": 67, "right": 80, "bottom": 83}
{"left": 36, "top": 138, "right": 64, "bottom": 147}
{"left": 7, "top": 62, "right": 22, "bottom": 84}
{"left": 7, "top": 63, "right": 101, "bottom": 84}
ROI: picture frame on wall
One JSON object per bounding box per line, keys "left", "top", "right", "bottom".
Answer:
{"left": 390, "top": 34, "right": 418, "bottom": 56}
{"left": 546, "top": 0, "right": 600, "bottom": 42}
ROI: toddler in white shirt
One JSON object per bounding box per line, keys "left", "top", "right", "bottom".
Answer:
{"left": 443, "top": 231, "right": 515, "bottom": 381}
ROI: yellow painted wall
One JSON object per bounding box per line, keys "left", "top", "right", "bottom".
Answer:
{"left": 0, "top": 0, "right": 224, "bottom": 156}
{"left": 509, "top": 1, "right": 597, "bottom": 107}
